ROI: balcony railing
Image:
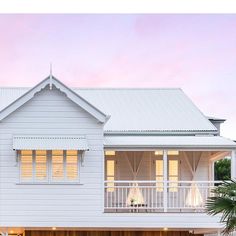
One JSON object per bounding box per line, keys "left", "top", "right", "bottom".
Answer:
{"left": 104, "top": 180, "right": 221, "bottom": 213}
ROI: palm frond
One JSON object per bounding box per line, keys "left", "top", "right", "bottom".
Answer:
{"left": 206, "top": 180, "right": 236, "bottom": 235}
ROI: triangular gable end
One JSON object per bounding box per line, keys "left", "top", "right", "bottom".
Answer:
{"left": 0, "top": 76, "right": 109, "bottom": 123}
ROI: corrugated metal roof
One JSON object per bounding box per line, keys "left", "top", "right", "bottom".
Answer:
{"left": 74, "top": 88, "right": 217, "bottom": 133}
{"left": 104, "top": 135, "right": 236, "bottom": 149}
{"left": 13, "top": 135, "right": 89, "bottom": 150}
{"left": 0, "top": 87, "right": 28, "bottom": 111}
{"left": 0, "top": 87, "right": 217, "bottom": 133}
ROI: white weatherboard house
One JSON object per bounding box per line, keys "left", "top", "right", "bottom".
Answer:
{"left": 0, "top": 76, "right": 236, "bottom": 236}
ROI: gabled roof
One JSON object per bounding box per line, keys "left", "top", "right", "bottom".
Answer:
{"left": 75, "top": 88, "right": 217, "bottom": 134}
{"left": 0, "top": 76, "right": 109, "bottom": 123}
{"left": 0, "top": 83, "right": 218, "bottom": 134}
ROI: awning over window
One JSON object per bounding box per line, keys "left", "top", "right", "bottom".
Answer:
{"left": 13, "top": 135, "right": 89, "bottom": 150}
{"left": 104, "top": 135, "right": 236, "bottom": 150}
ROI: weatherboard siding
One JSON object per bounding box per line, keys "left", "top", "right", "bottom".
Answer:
{"left": 0, "top": 87, "right": 105, "bottom": 226}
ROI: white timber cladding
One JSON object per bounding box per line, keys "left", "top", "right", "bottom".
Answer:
{"left": 0, "top": 86, "right": 105, "bottom": 227}
{"left": 13, "top": 135, "right": 89, "bottom": 150}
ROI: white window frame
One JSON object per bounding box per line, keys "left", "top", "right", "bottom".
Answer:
{"left": 105, "top": 157, "right": 116, "bottom": 192}
{"left": 19, "top": 150, "right": 80, "bottom": 184}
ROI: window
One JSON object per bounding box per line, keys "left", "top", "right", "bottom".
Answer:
{"left": 20, "top": 150, "right": 33, "bottom": 181}
{"left": 155, "top": 160, "right": 164, "bottom": 191}
{"left": 66, "top": 150, "right": 78, "bottom": 180}
{"left": 52, "top": 150, "right": 64, "bottom": 181}
{"left": 154, "top": 158, "right": 179, "bottom": 192}
{"left": 19, "top": 150, "right": 79, "bottom": 183}
{"left": 168, "top": 160, "right": 179, "bottom": 192}
{"left": 106, "top": 159, "right": 115, "bottom": 192}
{"left": 35, "top": 150, "right": 47, "bottom": 181}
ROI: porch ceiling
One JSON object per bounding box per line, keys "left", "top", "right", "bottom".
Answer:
{"left": 104, "top": 135, "right": 236, "bottom": 150}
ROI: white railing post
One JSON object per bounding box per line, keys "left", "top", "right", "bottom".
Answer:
{"left": 231, "top": 150, "right": 236, "bottom": 180}
{"left": 163, "top": 150, "right": 168, "bottom": 212}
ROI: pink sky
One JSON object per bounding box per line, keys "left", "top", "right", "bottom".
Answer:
{"left": 0, "top": 14, "right": 235, "bottom": 139}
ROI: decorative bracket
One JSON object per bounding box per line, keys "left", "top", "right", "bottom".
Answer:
{"left": 80, "top": 151, "right": 85, "bottom": 167}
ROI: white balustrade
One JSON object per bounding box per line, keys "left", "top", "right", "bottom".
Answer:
{"left": 104, "top": 180, "right": 221, "bottom": 213}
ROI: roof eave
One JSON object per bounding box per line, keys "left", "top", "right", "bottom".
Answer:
{"left": 104, "top": 130, "right": 218, "bottom": 136}
{"left": 104, "top": 144, "right": 236, "bottom": 150}
{"left": 0, "top": 76, "right": 109, "bottom": 123}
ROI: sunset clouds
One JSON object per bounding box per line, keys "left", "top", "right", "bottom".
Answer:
{"left": 0, "top": 14, "right": 235, "bottom": 139}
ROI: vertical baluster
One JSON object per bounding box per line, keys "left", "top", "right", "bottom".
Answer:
{"left": 114, "top": 182, "right": 116, "bottom": 210}
{"left": 152, "top": 184, "right": 154, "bottom": 210}
{"left": 106, "top": 184, "right": 108, "bottom": 208}
{"left": 121, "top": 185, "right": 123, "bottom": 209}
{"left": 118, "top": 183, "right": 120, "bottom": 210}
{"left": 143, "top": 185, "right": 146, "bottom": 210}
{"left": 183, "top": 187, "right": 186, "bottom": 209}
{"left": 126, "top": 185, "right": 127, "bottom": 209}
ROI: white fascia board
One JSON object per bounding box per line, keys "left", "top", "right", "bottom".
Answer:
{"left": 104, "top": 130, "right": 218, "bottom": 135}
{"left": 0, "top": 76, "right": 109, "bottom": 123}
{"left": 104, "top": 145, "right": 236, "bottom": 151}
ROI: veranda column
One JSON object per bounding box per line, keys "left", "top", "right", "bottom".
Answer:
{"left": 163, "top": 149, "right": 168, "bottom": 212}
{"left": 231, "top": 150, "right": 236, "bottom": 180}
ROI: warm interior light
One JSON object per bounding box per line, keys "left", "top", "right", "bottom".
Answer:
{"left": 163, "top": 228, "right": 168, "bottom": 231}
{"left": 154, "top": 150, "right": 179, "bottom": 155}
{"left": 105, "top": 150, "right": 116, "bottom": 156}
{"left": 52, "top": 227, "right": 56, "bottom": 230}
{"left": 10, "top": 230, "right": 14, "bottom": 234}
{"left": 155, "top": 150, "right": 163, "bottom": 155}
{"left": 168, "top": 150, "right": 179, "bottom": 155}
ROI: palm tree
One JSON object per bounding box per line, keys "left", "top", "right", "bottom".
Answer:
{"left": 206, "top": 180, "right": 236, "bottom": 235}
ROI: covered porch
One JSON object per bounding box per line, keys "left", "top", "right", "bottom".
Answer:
{"left": 104, "top": 136, "right": 236, "bottom": 213}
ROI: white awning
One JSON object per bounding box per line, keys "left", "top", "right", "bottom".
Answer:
{"left": 104, "top": 135, "right": 236, "bottom": 150}
{"left": 13, "top": 135, "right": 89, "bottom": 150}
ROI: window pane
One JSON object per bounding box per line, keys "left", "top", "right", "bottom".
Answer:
{"left": 52, "top": 155, "right": 63, "bottom": 163}
{"left": 21, "top": 152, "right": 33, "bottom": 180}
{"left": 107, "top": 160, "right": 115, "bottom": 176}
{"left": 21, "top": 155, "right": 32, "bottom": 163}
{"left": 21, "top": 164, "right": 33, "bottom": 179}
{"left": 21, "top": 150, "right": 32, "bottom": 155}
{"left": 66, "top": 155, "right": 78, "bottom": 180}
{"left": 35, "top": 152, "right": 47, "bottom": 181}
{"left": 52, "top": 151, "right": 64, "bottom": 180}
{"left": 52, "top": 150, "right": 63, "bottom": 156}
{"left": 67, "top": 155, "right": 77, "bottom": 164}
{"left": 169, "top": 160, "right": 178, "bottom": 176}
{"left": 155, "top": 160, "right": 163, "bottom": 175}
{"left": 66, "top": 150, "right": 77, "bottom": 156}
{"left": 66, "top": 165, "right": 78, "bottom": 180}
{"left": 36, "top": 150, "right": 46, "bottom": 155}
